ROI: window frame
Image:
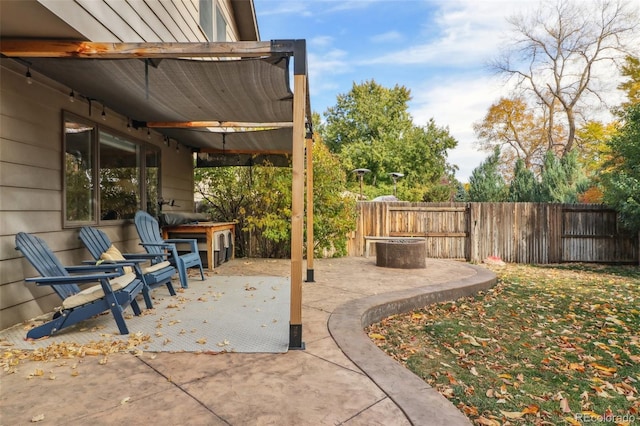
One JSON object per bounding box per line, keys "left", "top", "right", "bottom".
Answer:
{"left": 62, "top": 111, "right": 161, "bottom": 228}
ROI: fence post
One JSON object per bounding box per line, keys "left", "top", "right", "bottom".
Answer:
{"left": 468, "top": 203, "right": 480, "bottom": 262}
{"left": 547, "top": 204, "right": 562, "bottom": 263}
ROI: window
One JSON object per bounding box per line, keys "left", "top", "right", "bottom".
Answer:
{"left": 64, "top": 121, "right": 96, "bottom": 222}
{"left": 99, "top": 131, "right": 140, "bottom": 220}
{"left": 216, "top": 5, "right": 227, "bottom": 41}
{"left": 199, "top": 0, "right": 213, "bottom": 41}
{"left": 63, "top": 113, "right": 160, "bottom": 226}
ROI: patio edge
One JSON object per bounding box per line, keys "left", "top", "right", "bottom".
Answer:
{"left": 328, "top": 263, "right": 497, "bottom": 426}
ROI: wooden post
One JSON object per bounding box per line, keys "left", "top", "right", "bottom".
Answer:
{"left": 469, "top": 203, "right": 481, "bottom": 262}
{"left": 289, "top": 41, "right": 307, "bottom": 349}
{"left": 305, "top": 134, "right": 315, "bottom": 282}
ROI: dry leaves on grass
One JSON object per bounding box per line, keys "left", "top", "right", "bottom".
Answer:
{"left": 367, "top": 263, "right": 640, "bottom": 425}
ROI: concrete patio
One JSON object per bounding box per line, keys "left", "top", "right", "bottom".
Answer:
{"left": 0, "top": 256, "right": 496, "bottom": 425}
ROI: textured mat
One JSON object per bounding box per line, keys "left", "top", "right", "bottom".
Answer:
{"left": 0, "top": 276, "right": 290, "bottom": 353}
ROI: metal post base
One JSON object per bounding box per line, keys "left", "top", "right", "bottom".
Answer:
{"left": 305, "top": 268, "right": 315, "bottom": 283}
{"left": 289, "top": 324, "right": 305, "bottom": 350}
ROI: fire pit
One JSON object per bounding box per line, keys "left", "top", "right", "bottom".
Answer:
{"left": 375, "top": 239, "right": 426, "bottom": 269}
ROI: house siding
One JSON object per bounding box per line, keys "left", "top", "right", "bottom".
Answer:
{"left": 0, "top": 0, "right": 249, "bottom": 330}
{"left": 0, "top": 60, "right": 193, "bottom": 330}
{"left": 39, "top": 0, "right": 239, "bottom": 42}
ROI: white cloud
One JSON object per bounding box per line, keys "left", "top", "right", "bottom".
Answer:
{"left": 370, "top": 31, "right": 403, "bottom": 43}
{"left": 310, "top": 35, "right": 334, "bottom": 48}
{"left": 410, "top": 73, "right": 513, "bottom": 182}
{"left": 362, "top": 0, "right": 525, "bottom": 67}
{"left": 257, "top": 2, "right": 312, "bottom": 17}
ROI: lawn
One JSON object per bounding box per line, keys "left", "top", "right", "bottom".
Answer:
{"left": 367, "top": 263, "right": 639, "bottom": 425}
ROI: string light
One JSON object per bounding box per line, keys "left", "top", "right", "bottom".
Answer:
{"left": 69, "top": 90, "right": 75, "bottom": 102}
{"left": 176, "top": 143, "right": 180, "bottom": 153}
{"left": 101, "top": 104, "right": 106, "bottom": 121}
{"left": 26, "top": 68, "right": 32, "bottom": 84}
{"left": 147, "top": 128, "right": 151, "bottom": 139}
{"left": 127, "top": 118, "right": 132, "bottom": 132}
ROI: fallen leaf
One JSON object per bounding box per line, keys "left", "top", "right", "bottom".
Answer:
{"left": 560, "top": 397, "right": 572, "bottom": 413}
{"left": 476, "top": 416, "right": 501, "bottom": 426}
{"left": 30, "top": 414, "right": 45, "bottom": 422}
{"left": 369, "top": 333, "right": 386, "bottom": 341}
{"left": 120, "top": 397, "right": 130, "bottom": 405}
{"left": 564, "top": 416, "right": 581, "bottom": 426}
{"left": 569, "top": 363, "right": 585, "bottom": 372}
{"left": 591, "top": 363, "right": 616, "bottom": 374}
{"left": 500, "top": 410, "right": 524, "bottom": 419}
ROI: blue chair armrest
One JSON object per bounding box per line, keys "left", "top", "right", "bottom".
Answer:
{"left": 165, "top": 238, "right": 199, "bottom": 253}
{"left": 65, "top": 264, "right": 138, "bottom": 273}
{"left": 122, "top": 253, "right": 170, "bottom": 260}
{"left": 25, "top": 272, "right": 121, "bottom": 286}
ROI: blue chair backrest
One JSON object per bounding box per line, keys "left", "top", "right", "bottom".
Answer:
{"left": 15, "top": 232, "right": 80, "bottom": 299}
{"left": 134, "top": 211, "right": 164, "bottom": 257}
{"left": 79, "top": 227, "right": 112, "bottom": 260}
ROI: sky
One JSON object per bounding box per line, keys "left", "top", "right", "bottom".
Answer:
{"left": 252, "top": 0, "right": 624, "bottom": 183}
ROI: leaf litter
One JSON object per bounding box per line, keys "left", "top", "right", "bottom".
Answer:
{"left": 367, "top": 263, "right": 639, "bottom": 425}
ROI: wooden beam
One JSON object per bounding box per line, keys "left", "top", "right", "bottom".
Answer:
{"left": 289, "top": 73, "right": 306, "bottom": 349}
{"left": 0, "top": 40, "right": 276, "bottom": 58}
{"left": 147, "top": 121, "right": 293, "bottom": 129}
{"left": 198, "top": 148, "right": 291, "bottom": 155}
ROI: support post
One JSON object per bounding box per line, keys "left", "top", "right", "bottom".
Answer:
{"left": 289, "top": 41, "right": 307, "bottom": 349}
{"left": 305, "top": 133, "right": 315, "bottom": 283}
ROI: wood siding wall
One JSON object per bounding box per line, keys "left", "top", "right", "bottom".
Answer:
{"left": 0, "top": 59, "right": 194, "bottom": 330}
{"left": 347, "top": 202, "right": 638, "bottom": 264}
{"left": 39, "top": 0, "right": 231, "bottom": 42}
{"left": 0, "top": 0, "right": 248, "bottom": 330}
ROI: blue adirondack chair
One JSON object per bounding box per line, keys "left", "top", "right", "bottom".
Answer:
{"left": 15, "top": 232, "right": 145, "bottom": 339}
{"left": 134, "top": 211, "right": 204, "bottom": 288}
{"left": 78, "top": 226, "right": 177, "bottom": 309}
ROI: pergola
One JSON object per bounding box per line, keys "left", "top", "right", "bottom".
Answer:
{"left": 0, "top": 39, "right": 315, "bottom": 349}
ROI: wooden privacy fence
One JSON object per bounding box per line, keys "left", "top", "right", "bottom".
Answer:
{"left": 347, "top": 202, "right": 639, "bottom": 264}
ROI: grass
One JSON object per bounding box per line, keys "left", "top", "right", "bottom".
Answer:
{"left": 366, "top": 263, "right": 640, "bottom": 425}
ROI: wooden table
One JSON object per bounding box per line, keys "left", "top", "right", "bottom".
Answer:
{"left": 162, "top": 222, "right": 236, "bottom": 271}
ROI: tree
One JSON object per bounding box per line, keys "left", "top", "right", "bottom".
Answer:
{"left": 195, "top": 140, "right": 356, "bottom": 258}
{"left": 473, "top": 96, "right": 549, "bottom": 177}
{"left": 493, "top": 0, "right": 638, "bottom": 157}
{"left": 508, "top": 159, "right": 540, "bottom": 201}
{"left": 468, "top": 147, "right": 508, "bottom": 202}
{"left": 320, "top": 80, "right": 458, "bottom": 201}
{"left": 601, "top": 103, "right": 640, "bottom": 233}
{"left": 618, "top": 55, "right": 640, "bottom": 108}
{"left": 308, "top": 138, "right": 357, "bottom": 257}
{"left": 538, "top": 150, "right": 588, "bottom": 203}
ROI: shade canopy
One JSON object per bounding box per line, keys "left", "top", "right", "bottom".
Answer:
{"left": 2, "top": 40, "right": 310, "bottom": 164}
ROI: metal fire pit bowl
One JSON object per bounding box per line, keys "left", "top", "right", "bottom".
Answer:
{"left": 375, "top": 239, "right": 426, "bottom": 269}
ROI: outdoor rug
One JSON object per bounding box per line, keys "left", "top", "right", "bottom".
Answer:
{"left": 0, "top": 276, "right": 290, "bottom": 354}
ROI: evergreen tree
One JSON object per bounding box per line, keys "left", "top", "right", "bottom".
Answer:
{"left": 508, "top": 159, "right": 539, "bottom": 202}
{"left": 539, "top": 151, "right": 588, "bottom": 203}
{"left": 601, "top": 103, "right": 640, "bottom": 233}
{"left": 468, "top": 147, "right": 507, "bottom": 202}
